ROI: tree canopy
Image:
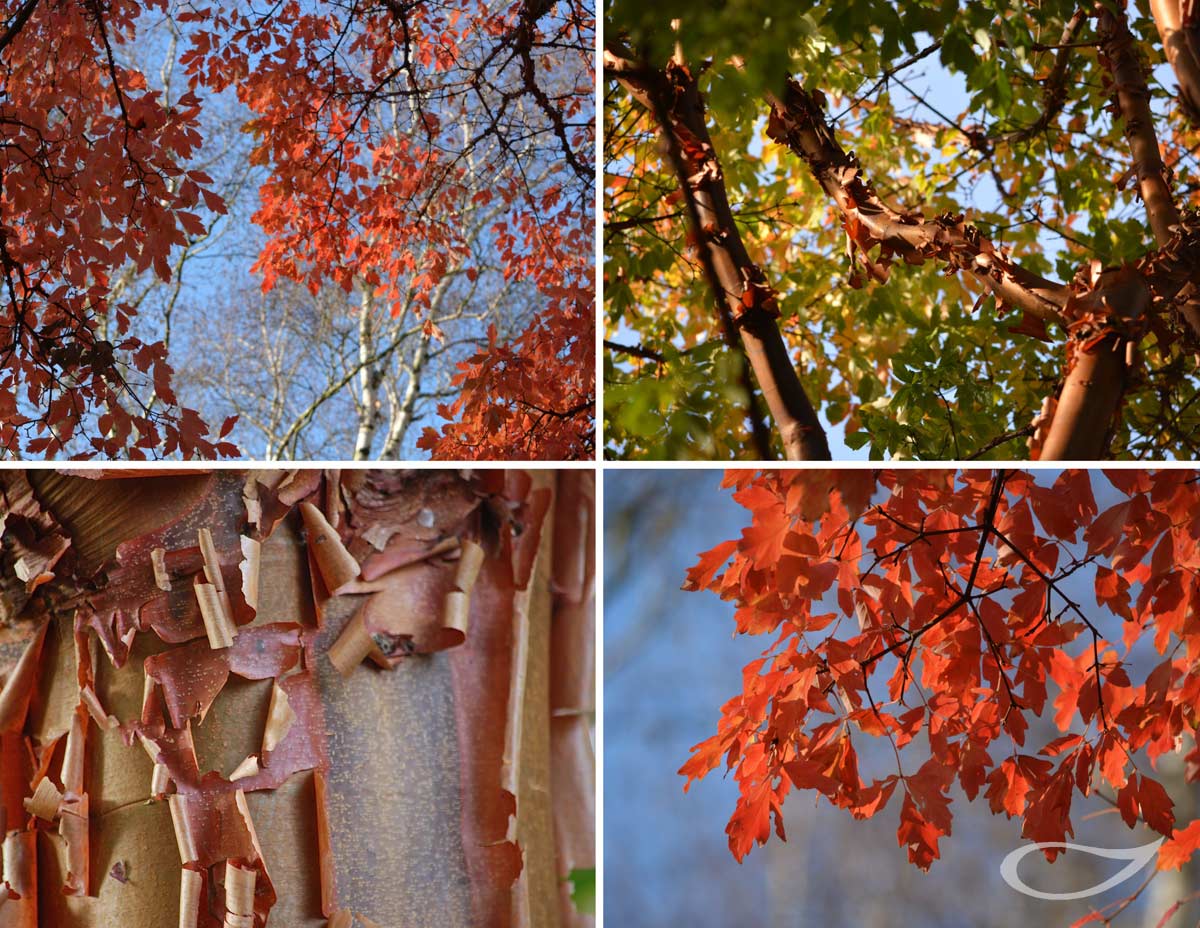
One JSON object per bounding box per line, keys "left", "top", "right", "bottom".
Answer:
{"left": 681, "top": 468, "right": 1200, "bottom": 925}
{"left": 604, "top": 0, "right": 1200, "bottom": 460}
{"left": 0, "top": 0, "right": 594, "bottom": 460}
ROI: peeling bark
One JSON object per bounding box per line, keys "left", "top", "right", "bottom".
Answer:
{"left": 605, "top": 45, "right": 832, "bottom": 461}
{"left": 763, "top": 74, "right": 1200, "bottom": 460}
{"left": 0, "top": 469, "right": 593, "bottom": 927}
{"left": 1100, "top": 3, "right": 1200, "bottom": 343}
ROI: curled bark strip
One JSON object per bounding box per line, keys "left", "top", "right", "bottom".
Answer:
{"left": 314, "top": 770, "right": 336, "bottom": 918}
{"left": 197, "top": 528, "right": 238, "bottom": 649}
{"left": 455, "top": 539, "right": 486, "bottom": 594}
{"left": 23, "top": 775, "right": 62, "bottom": 820}
{"left": 0, "top": 621, "right": 47, "bottom": 732}
{"left": 261, "top": 681, "right": 296, "bottom": 757}
{"left": 300, "top": 502, "right": 361, "bottom": 595}
{"left": 152, "top": 548, "right": 172, "bottom": 592}
{"left": 238, "top": 538, "right": 260, "bottom": 613}
{"left": 223, "top": 860, "right": 256, "bottom": 927}
{"left": 61, "top": 706, "right": 86, "bottom": 795}
{"left": 178, "top": 866, "right": 203, "bottom": 928}
{"left": 228, "top": 755, "right": 259, "bottom": 782}
{"left": 59, "top": 791, "right": 89, "bottom": 896}
{"left": 196, "top": 579, "right": 236, "bottom": 650}
{"left": 326, "top": 609, "right": 374, "bottom": 677}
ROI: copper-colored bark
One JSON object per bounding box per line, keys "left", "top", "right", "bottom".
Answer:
{"left": 548, "top": 473, "right": 595, "bottom": 928}
{"left": 1150, "top": 0, "right": 1200, "bottom": 124}
{"left": 606, "top": 45, "right": 832, "bottom": 461}
{"left": 763, "top": 74, "right": 1200, "bottom": 459}
{"left": 0, "top": 469, "right": 593, "bottom": 928}
{"left": 1038, "top": 335, "right": 1130, "bottom": 459}
{"left": 1099, "top": 4, "right": 1200, "bottom": 343}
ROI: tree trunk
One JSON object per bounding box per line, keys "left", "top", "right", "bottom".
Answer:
{"left": 381, "top": 331, "right": 432, "bottom": 459}
{"left": 0, "top": 469, "right": 593, "bottom": 928}
{"left": 353, "top": 287, "right": 382, "bottom": 460}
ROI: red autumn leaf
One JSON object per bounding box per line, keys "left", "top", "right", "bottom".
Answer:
{"left": 1137, "top": 775, "right": 1176, "bottom": 836}
{"left": 1158, "top": 819, "right": 1200, "bottom": 871}
{"left": 684, "top": 539, "right": 738, "bottom": 591}
{"left": 897, "top": 792, "right": 943, "bottom": 871}
{"left": 5, "top": 0, "right": 593, "bottom": 461}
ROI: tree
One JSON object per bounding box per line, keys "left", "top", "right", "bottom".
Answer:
{"left": 1, "top": 0, "right": 594, "bottom": 461}
{"left": 680, "top": 468, "right": 1200, "bottom": 925}
{"left": 604, "top": 1, "right": 1200, "bottom": 460}
{"left": 178, "top": 236, "right": 540, "bottom": 461}
{"left": 0, "top": 468, "right": 595, "bottom": 926}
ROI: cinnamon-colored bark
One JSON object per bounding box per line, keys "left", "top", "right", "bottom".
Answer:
{"left": 0, "top": 470, "right": 594, "bottom": 928}
{"left": 764, "top": 71, "right": 1200, "bottom": 460}
{"left": 606, "top": 45, "right": 832, "bottom": 461}
{"left": 1150, "top": 0, "right": 1200, "bottom": 124}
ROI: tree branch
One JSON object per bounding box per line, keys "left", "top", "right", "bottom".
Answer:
{"left": 605, "top": 44, "right": 831, "bottom": 461}
{"left": 1100, "top": 5, "right": 1181, "bottom": 248}
{"left": 764, "top": 79, "right": 1071, "bottom": 328}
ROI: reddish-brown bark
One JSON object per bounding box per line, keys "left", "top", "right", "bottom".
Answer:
{"left": 0, "top": 469, "right": 593, "bottom": 928}
{"left": 605, "top": 46, "right": 832, "bottom": 461}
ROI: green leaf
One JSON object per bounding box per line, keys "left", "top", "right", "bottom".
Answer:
{"left": 566, "top": 868, "right": 595, "bottom": 915}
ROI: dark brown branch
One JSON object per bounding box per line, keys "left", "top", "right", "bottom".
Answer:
{"left": 604, "top": 339, "right": 664, "bottom": 363}
{"left": 965, "top": 424, "right": 1037, "bottom": 460}
{"left": 0, "top": 0, "right": 39, "bottom": 56}
{"left": 984, "top": 9, "right": 1086, "bottom": 150}
{"left": 643, "top": 75, "right": 773, "bottom": 460}
{"left": 861, "top": 471, "right": 1008, "bottom": 668}
{"left": 606, "top": 44, "right": 831, "bottom": 461}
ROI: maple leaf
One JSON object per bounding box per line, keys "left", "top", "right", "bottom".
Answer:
{"left": 1158, "top": 819, "right": 1200, "bottom": 870}
{"left": 683, "top": 540, "right": 738, "bottom": 591}
{"left": 897, "top": 792, "right": 942, "bottom": 872}
{"left": 1137, "top": 775, "right": 1176, "bottom": 836}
